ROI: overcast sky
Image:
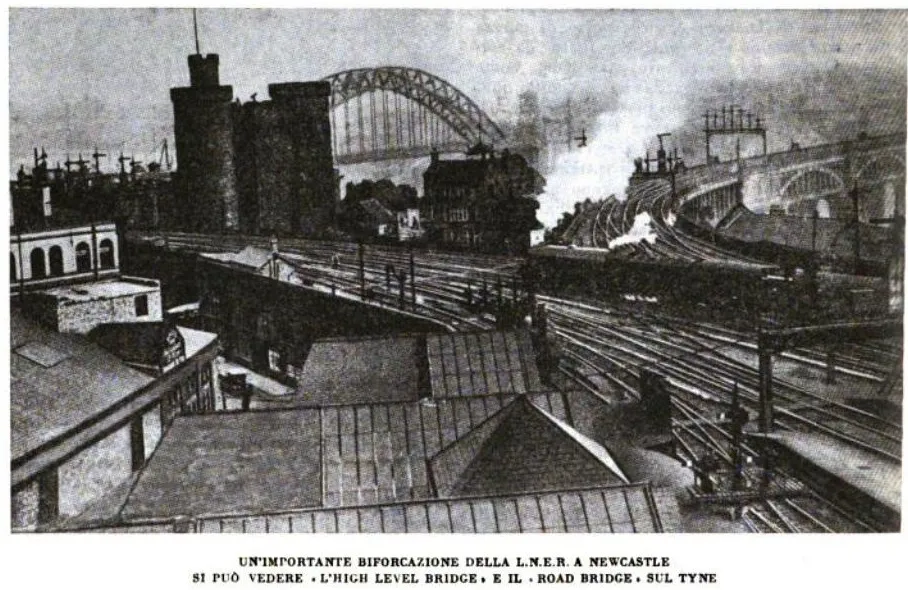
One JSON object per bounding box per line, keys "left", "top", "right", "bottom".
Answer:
{"left": 8, "top": 8, "right": 906, "bottom": 190}
{"left": 10, "top": 9, "right": 906, "bottom": 109}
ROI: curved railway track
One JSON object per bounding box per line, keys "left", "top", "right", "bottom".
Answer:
{"left": 134, "top": 230, "right": 901, "bottom": 532}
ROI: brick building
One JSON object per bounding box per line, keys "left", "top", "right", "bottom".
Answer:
{"left": 170, "top": 53, "right": 335, "bottom": 236}
{"left": 422, "top": 146, "right": 544, "bottom": 252}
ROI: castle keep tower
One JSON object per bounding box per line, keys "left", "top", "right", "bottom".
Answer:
{"left": 170, "top": 53, "right": 239, "bottom": 232}
{"left": 267, "top": 81, "right": 334, "bottom": 235}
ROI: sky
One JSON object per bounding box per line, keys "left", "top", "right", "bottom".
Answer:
{"left": 8, "top": 8, "right": 907, "bottom": 225}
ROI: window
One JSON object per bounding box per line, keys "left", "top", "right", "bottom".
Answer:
{"left": 10, "top": 253, "right": 17, "bottom": 282}
{"left": 48, "top": 245, "right": 64, "bottom": 277}
{"left": 30, "top": 248, "right": 46, "bottom": 279}
{"left": 75, "top": 242, "right": 91, "bottom": 273}
{"left": 42, "top": 186, "right": 52, "bottom": 217}
{"left": 99, "top": 239, "right": 115, "bottom": 269}
{"left": 135, "top": 294, "right": 149, "bottom": 317}
{"left": 268, "top": 349, "right": 283, "bottom": 373}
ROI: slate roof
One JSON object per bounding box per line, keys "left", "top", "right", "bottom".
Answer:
{"left": 10, "top": 308, "right": 154, "bottom": 462}
{"left": 119, "top": 411, "right": 323, "bottom": 520}
{"left": 295, "top": 335, "right": 422, "bottom": 405}
{"left": 430, "top": 397, "right": 629, "bottom": 498}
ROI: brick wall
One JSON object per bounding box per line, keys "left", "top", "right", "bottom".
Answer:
{"left": 56, "top": 289, "right": 163, "bottom": 334}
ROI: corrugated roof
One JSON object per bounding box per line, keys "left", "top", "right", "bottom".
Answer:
{"left": 10, "top": 309, "right": 154, "bottom": 461}
{"left": 197, "top": 483, "right": 677, "bottom": 533}
{"left": 427, "top": 331, "right": 543, "bottom": 398}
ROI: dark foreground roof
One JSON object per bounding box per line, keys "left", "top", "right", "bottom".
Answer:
{"left": 295, "top": 335, "right": 422, "bottom": 405}
{"left": 196, "top": 482, "right": 678, "bottom": 533}
{"left": 10, "top": 308, "right": 154, "bottom": 462}
{"left": 61, "top": 392, "right": 682, "bottom": 532}
{"left": 119, "top": 411, "right": 323, "bottom": 520}
{"left": 294, "top": 330, "right": 543, "bottom": 406}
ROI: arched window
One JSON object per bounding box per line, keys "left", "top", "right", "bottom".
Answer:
{"left": 10, "top": 253, "right": 17, "bottom": 282}
{"left": 30, "top": 248, "right": 46, "bottom": 279}
{"left": 75, "top": 242, "right": 92, "bottom": 273}
{"left": 99, "top": 239, "right": 115, "bottom": 269}
{"left": 49, "top": 245, "right": 64, "bottom": 276}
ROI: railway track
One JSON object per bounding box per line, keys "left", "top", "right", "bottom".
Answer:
{"left": 134, "top": 230, "right": 901, "bottom": 533}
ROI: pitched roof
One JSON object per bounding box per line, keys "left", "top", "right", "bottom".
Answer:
{"left": 356, "top": 198, "right": 396, "bottom": 225}
{"left": 202, "top": 246, "right": 272, "bottom": 270}
{"left": 430, "top": 397, "right": 629, "bottom": 499}
{"left": 10, "top": 308, "right": 154, "bottom": 462}
{"left": 319, "top": 392, "right": 570, "bottom": 507}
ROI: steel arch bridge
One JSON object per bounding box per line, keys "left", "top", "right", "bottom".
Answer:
{"left": 322, "top": 67, "right": 506, "bottom": 165}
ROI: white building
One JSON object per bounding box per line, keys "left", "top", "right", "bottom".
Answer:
{"left": 10, "top": 222, "right": 120, "bottom": 294}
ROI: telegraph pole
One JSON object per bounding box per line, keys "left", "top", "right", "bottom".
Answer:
{"left": 409, "top": 243, "right": 416, "bottom": 307}
{"left": 358, "top": 241, "right": 365, "bottom": 299}
{"left": 850, "top": 185, "right": 862, "bottom": 270}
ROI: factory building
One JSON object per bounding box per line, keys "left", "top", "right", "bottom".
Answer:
{"left": 170, "top": 53, "right": 335, "bottom": 236}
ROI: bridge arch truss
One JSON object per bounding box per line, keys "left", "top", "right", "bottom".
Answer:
{"left": 855, "top": 152, "right": 906, "bottom": 187}
{"left": 323, "top": 67, "right": 506, "bottom": 165}
{"left": 778, "top": 166, "right": 846, "bottom": 203}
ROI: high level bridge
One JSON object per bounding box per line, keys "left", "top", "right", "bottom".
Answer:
{"left": 323, "top": 67, "right": 509, "bottom": 165}
{"left": 678, "top": 132, "right": 906, "bottom": 224}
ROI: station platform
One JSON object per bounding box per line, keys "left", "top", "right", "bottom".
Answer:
{"left": 753, "top": 431, "right": 901, "bottom": 530}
